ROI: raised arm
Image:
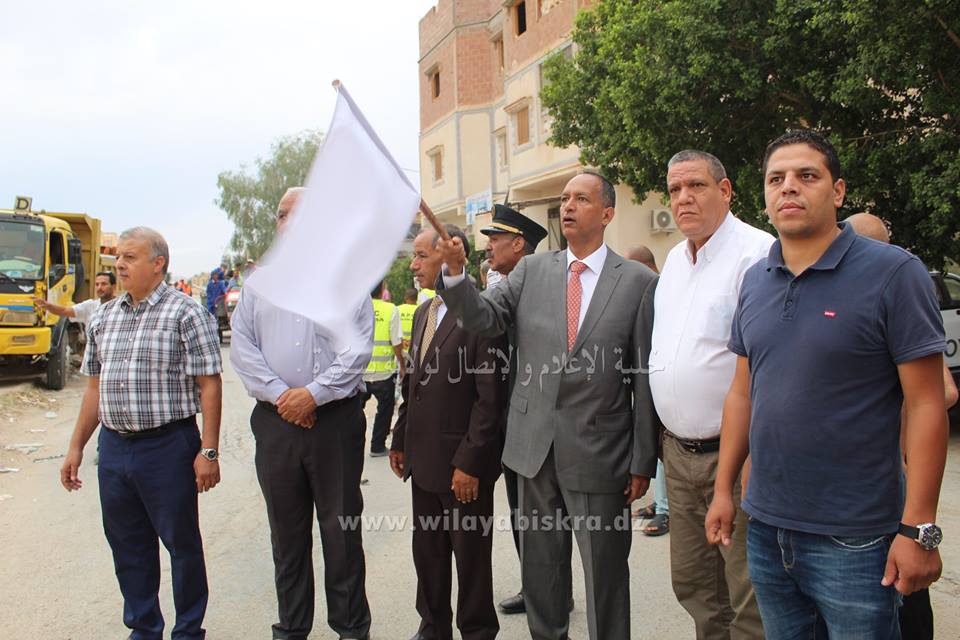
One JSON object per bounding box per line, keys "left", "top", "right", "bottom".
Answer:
{"left": 435, "top": 236, "right": 526, "bottom": 338}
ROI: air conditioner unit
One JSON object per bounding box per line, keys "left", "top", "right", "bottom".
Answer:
{"left": 650, "top": 208, "right": 677, "bottom": 233}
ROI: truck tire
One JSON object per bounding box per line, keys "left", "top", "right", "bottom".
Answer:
{"left": 45, "top": 334, "right": 69, "bottom": 391}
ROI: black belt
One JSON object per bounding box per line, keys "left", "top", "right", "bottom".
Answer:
{"left": 111, "top": 416, "right": 196, "bottom": 440}
{"left": 665, "top": 430, "right": 721, "bottom": 454}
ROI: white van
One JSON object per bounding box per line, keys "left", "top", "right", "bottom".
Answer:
{"left": 931, "top": 272, "right": 960, "bottom": 375}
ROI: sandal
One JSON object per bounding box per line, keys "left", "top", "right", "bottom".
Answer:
{"left": 642, "top": 513, "right": 669, "bottom": 536}
{"left": 632, "top": 503, "right": 656, "bottom": 519}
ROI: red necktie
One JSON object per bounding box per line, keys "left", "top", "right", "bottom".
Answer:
{"left": 567, "top": 261, "right": 587, "bottom": 351}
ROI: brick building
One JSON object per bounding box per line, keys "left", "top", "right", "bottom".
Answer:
{"left": 417, "top": 0, "right": 679, "bottom": 264}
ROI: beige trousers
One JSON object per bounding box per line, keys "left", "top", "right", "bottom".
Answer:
{"left": 663, "top": 434, "right": 764, "bottom": 640}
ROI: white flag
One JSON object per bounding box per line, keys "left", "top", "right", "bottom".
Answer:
{"left": 245, "top": 82, "right": 420, "bottom": 349}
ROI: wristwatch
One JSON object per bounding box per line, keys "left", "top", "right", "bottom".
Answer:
{"left": 199, "top": 448, "right": 219, "bottom": 462}
{"left": 898, "top": 522, "right": 943, "bottom": 550}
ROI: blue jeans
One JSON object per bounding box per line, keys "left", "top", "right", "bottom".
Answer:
{"left": 747, "top": 518, "right": 900, "bottom": 639}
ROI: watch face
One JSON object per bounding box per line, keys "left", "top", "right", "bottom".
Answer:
{"left": 919, "top": 524, "right": 943, "bottom": 550}
{"left": 202, "top": 449, "right": 218, "bottom": 461}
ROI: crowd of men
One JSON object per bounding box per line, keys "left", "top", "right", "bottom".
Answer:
{"left": 56, "top": 128, "right": 952, "bottom": 640}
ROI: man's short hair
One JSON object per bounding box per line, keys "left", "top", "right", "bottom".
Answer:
{"left": 579, "top": 170, "right": 616, "bottom": 209}
{"left": 762, "top": 129, "right": 842, "bottom": 183}
{"left": 430, "top": 223, "right": 471, "bottom": 257}
{"left": 667, "top": 150, "right": 728, "bottom": 182}
{"left": 521, "top": 239, "right": 536, "bottom": 256}
{"left": 404, "top": 287, "right": 418, "bottom": 303}
{"left": 96, "top": 271, "right": 116, "bottom": 285}
{"left": 119, "top": 227, "right": 170, "bottom": 274}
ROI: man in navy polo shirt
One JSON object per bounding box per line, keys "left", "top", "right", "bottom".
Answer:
{"left": 705, "top": 130, "right": 948, "bottom": 638}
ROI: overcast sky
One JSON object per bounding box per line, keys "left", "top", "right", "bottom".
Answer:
{"left": 0, "top": 0, "right": 438, "bottom": 278}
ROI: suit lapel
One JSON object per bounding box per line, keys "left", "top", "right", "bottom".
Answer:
{"left": 552, "top": 251, "right": 568, "bottom": 351}
{"left": 415, "top": 304, "right": 457, "bottom": 385}
{"left": 411, "top": 303, "right": 430, "bottom": 386}
{"left": 571, "top": 249, "right": 623, "bottom": 354}
{"left": 427, "top": 307, "right": 458, "bottom": 357}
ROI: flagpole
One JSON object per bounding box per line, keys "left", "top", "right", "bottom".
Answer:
{"left": 418, "top": 199, "right": 451, "bottom": 241}
{"left": 331, "top": 78, "right": 450, "bottom": 243}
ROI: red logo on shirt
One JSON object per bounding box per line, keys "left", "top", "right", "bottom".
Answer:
{"left": 823, "top": 310, "right": 837, "bottom": 318}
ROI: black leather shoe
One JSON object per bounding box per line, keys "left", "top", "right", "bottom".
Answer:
{"left": 499, "top": 591, "right": 525, "bottom": 614}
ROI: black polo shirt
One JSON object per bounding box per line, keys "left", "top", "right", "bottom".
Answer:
{"left": 729, "top": 222, "right": 945, "bottom": 536}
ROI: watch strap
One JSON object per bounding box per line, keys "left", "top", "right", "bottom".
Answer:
{"left": 898, "top": 523, "right": 920, "bottom": 540}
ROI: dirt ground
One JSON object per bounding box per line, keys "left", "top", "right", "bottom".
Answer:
{"left": 2, "top": 350, "right": 960, "bottom": 639}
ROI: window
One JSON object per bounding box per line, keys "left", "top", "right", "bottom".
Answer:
{"left": 515, "top": 2, "right": 527, "bottom": 35}
{"left": 495, "top": 130, "right": 508, "bottom": 171}
{"left": 515, "top": 106, "right": 530, "bottom": 146}
{"left": 430, "top": 70, "right": 440, "bottom": 99}
{"left": 494, "top": 35, "right": 504, "bottom": 70}
{"left": 547, "top": 206, "right": 567, "bottom": 250}
{"left": 944, "top": 274, "right": 960, "bottom": 308}
{"left": 427, "top": 147, "right": 443, "bottom": 183}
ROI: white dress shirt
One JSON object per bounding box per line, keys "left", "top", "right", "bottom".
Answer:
{"left": 70, "top": 298, "right": 101, "bottom": 324}
{"left": 650, "top": 213, "right": 774, "bottom": 440}
{"left": 565, "top": 244, "right": 607, "bottom": 334}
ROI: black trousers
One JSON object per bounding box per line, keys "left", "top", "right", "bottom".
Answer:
{"left": 411, "top": 480, "right": 499, "bottom": 640}
{"left": 504, "top": 465, "right": 521, "bottom": 557}
{"left": 362, "top": 375, "right": 396, "bottom": 452}
{"left": 251, "top": 397, "right": 371, "bottom": 640}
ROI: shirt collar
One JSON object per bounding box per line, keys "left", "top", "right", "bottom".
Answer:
{"left": 566, "top": 243, "right": 608, "bottom": 274}
{"left": 684, "top": 211, "right": 733, "bottom": 265}
{"left": 766, "top": 221, "right": 856, "bottom": 273}
{"left": 121, "top": 280, "right": 169, "bottom": 309}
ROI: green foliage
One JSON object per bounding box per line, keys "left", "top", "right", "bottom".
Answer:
{"left": 216, "top": 130, "right": 323, "bottom": 261}
{"left": 383, "top": 253, "right": 415, "bottom": 303}
{"left": 542, "top": 0, "right": 960, "bottom": 268}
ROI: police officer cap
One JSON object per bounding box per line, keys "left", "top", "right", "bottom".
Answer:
{"left": 480, "top": 204, "right": 548, "bottom": 249}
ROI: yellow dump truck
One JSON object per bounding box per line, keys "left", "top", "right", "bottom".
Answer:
{"left": 0, "top": 196, "right": 116, "bottom": 389}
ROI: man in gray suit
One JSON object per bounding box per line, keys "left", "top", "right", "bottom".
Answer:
{"left": 436, "top": 171, "right": 659, "bottom": 640}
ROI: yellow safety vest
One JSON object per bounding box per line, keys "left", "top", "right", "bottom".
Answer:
{"left": 366, "top": 299, "right": 397, "bottom": 374}
{"left": 417, "top": 288, "right": 436, "bottom": 305}
{"left": 397, "top": 303, "right": 417, "bottom": 347}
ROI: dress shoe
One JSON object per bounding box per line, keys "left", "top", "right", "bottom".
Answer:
{"left": 499, "top": 591, "right": 574, "bottom": 614}
{"left": 499, "top": 591, "right": 525, "bottom": 614}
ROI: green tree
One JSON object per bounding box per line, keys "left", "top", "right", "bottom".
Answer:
{"left": 542, "top": 0, "right": 960, "bottom": 268}
{"left": 383, "top": 253, "right": 414, "bottom": 303}
{"left": 216, "top": 130, "right": 323, "bottom": 261}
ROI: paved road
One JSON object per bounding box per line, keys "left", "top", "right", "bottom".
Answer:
{"left": 2, "top": 346, "right": 960, "bottom": 638}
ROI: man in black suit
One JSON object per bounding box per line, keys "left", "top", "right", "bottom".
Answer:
{"left": 389, "top": 224, "right": 507, "bottom": 640}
